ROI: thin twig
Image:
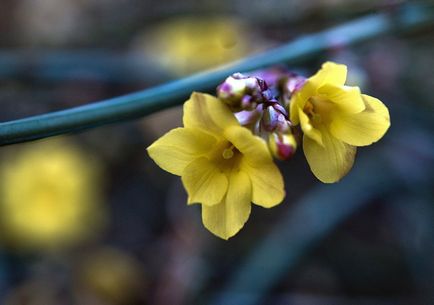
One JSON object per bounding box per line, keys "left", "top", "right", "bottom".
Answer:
{"left": 0, "top": 3, "right": 432, "bottom": 146}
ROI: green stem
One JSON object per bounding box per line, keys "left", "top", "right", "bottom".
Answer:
{"left": 0, "top": 4, "right": 432, "bottom": 146}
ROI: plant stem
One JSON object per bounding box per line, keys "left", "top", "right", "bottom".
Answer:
{"left": 0, "top": 3, "right": 432, "bottom": 146}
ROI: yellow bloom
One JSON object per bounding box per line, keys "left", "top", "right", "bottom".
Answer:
{"left": 147, "top": 93, "right": 285, "bottom": 239}
{"left": 77, "top": 247, "right": 144, "bottom": 304}
{"left": 135, "top": 17, "right": 253, "bottom": 75}
{"left": 290, "top": 62, "right": 390, "bottom": 183}
{"left": 0, "top": 139, "right": 106, "bottom": 251}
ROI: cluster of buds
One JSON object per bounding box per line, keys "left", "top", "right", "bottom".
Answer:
{"left": 251, "top": 68, "right": 306, "bottom": 109}
{"left": 217, "top": 70, "right": 304, "bottom": 160}
{"left": 216, "top": 73, "right": 271, "bottom": 111}
{"left": 260, "top": 101, "right": 297, "bottom": 160}
{"left": 260, "top": 102, "right": 289, "bottom": 132}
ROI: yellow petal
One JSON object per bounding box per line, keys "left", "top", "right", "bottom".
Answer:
{"left": 201, "top": 170, "right": 251, "bottom": 239}
{"left": 318, "top": 84, "right": 365, "bottom": 114}
{"left": 220, "top": 126, "right": 285, "bottom": 208}
{"left": 183, "top": 92, "right": 238, "bottom": 133}
{"left": 242, "top": 160, "right": 285, "bottom": 208}
{"left": 308, "top": 61, "right": 347, "bottom": 88}
{"left": 222, "top": 125, "right": 285, "bottom": 207}
{"left": 147, "top": 127, "right": 217, "bottom": 175}
{"left": 330, "top": 94, "right": 390, "bottom": 146}
{"left": 362, "top": 94, "right": 389, "bottom": 118}
{"left": 289, "top": 95, "right": 300, "bottom": 124}
{"left": 298, "top": 107, "right": 323, "bottom": 146}
{"left": 303, "top": 128, "right": 356, "bottom": 183}
{"left": 181, "top": 157, "right": 228, "bottom": 206}
{"left": 224, "top": 126, "right": 272, "bottom": 165}
{"left": 289, "top": 82, "right": 316, "bottom": 125}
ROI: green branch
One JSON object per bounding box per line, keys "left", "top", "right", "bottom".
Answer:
{"left": 0, "top": 4, "right": 432, "bottom": 146}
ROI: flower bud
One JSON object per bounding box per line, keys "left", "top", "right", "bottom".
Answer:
{"left": 276, "top": 114, "right": 291, "bottom": 133}
{"left": 272, "top": 103, "right": 287, "bottom": 117}
{"left": 285, "top": 74, "right": 306, "bottom": 95}
{"left": 268, "top": 132, "right": 297, "bottom": 160}
{"left": 261, "top": 105, "right": 280, "bottom": 132}
{"left": 260, "top": 102, "right": 290, "bottom": 132}
{"left": 241, "top": 95, "right": 255, "bottom": 110}
{"left": 235, "top": 109, "right": 260, "bottom": 126}
{"left": 217, "top": 73, "right": 269, "bottom": 111}
{"left": 250, "top": 67, "right": 290, "bottom": 88}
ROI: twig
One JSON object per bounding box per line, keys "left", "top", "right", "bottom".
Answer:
{"left": 0, "top": 3, "right": 432, "bottom": 146}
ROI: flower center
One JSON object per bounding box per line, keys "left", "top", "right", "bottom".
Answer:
{"left": 304, "top": 95, "right": 334, "bottom": 125}
{"left": 207, "top": 140, "right": 242, "bottom": 174}
{"left": 222, "top": 145, "right": 235, "bottom": 159}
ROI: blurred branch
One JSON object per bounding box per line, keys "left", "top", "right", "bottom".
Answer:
{"left": 0, "top": 51, "right": 171, "bottom": 84}
{"left": 0, "top": 3, "right": 433, "bottom": 146}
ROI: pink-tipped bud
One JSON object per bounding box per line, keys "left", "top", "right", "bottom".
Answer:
{"left": 268, "top": 132, "right": 297, "bottom": 160}
{"left": 217, "top": 73, "right": 269, "bottom": 111}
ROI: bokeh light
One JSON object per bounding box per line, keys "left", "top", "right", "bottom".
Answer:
{"left": 0, "top": 138, "right": 106, "bottom": 252}
{"left": 133, "top": 17, "right": 263, "bottom": 75}
{"left": 0, "top": 1, "right": 432, "bottom": 304}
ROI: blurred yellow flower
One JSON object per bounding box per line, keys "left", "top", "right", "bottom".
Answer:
{"left": 147, "top": 93, "right": 284, "bottom": 239}
{"left": 77, "top": 247, "right": 144, "bottom": 304}
{"left": 0, "top": 138, "right": 106, "bottom": 251}
{"left": 136, "top": 17, "right": 255, "bottom": 75}
{"left": 290, "top": 62, "right": 390, "bottom": 183}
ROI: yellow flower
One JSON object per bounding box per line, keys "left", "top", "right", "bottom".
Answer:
{"left": 77, "top": 247, "right": 144, "bottom": 304}
{"left": 135, "top": 17, "right": 254, "bottom": 75}
{"left": 147, "top": 93, "right": 284, "bottom": 239}
{"left": 290, "top": 62, "right": 390, "bottom": 183}
{"left": 0, "top": 138, "right": 106, "bottom": 251}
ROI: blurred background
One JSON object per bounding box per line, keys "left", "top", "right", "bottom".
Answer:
{"left": 0, "top": 0, "right": 433, "bottom": 304}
